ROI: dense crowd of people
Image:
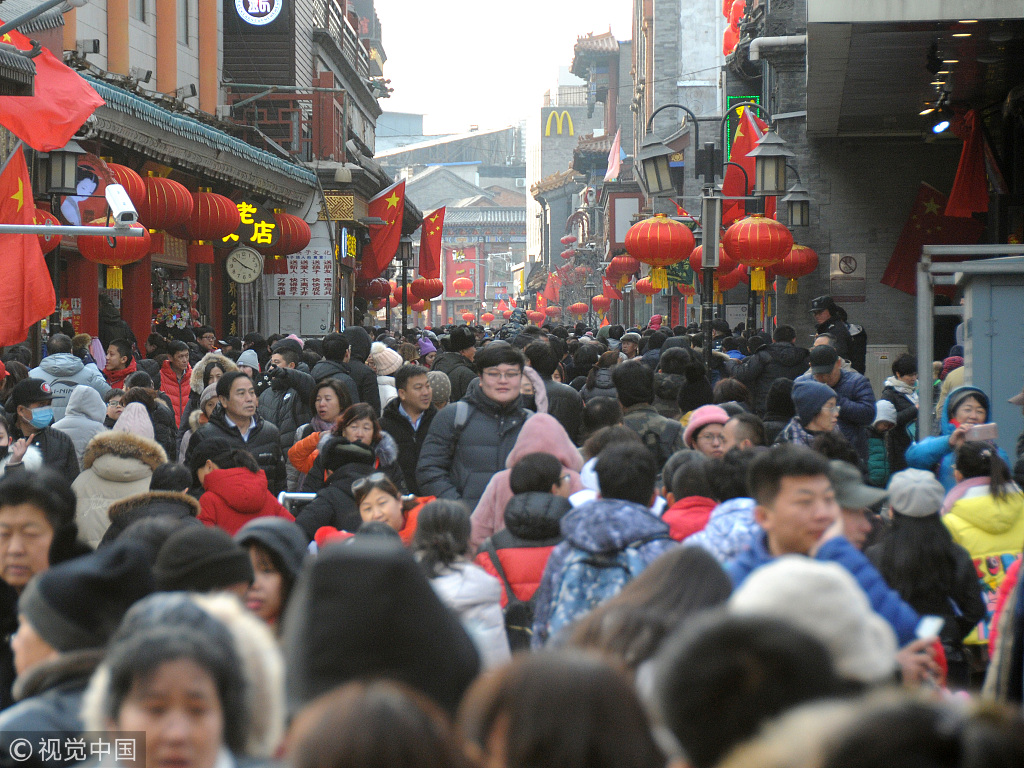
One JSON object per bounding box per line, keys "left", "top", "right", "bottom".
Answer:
{"left": 0, "top": 296, "right": 1021, "bottom": 768}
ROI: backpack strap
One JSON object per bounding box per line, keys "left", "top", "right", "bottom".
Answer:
{"left": 452, "top": 400, "right": 474, "bottom": 444}
{"left": 481, "top": 538, "right": 518, "bottom": 602}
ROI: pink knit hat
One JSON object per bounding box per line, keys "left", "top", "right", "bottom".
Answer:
{"left": 682, "top": 404, "right": 730, "bottom": 448}
{"left": 113, "top": 402, "right": 155, "bottom": 442}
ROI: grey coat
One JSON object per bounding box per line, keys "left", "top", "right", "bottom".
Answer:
{"left": 51, "top": 386, "right": 107, "bottom": 468}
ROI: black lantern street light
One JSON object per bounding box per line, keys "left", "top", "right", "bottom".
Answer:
{"left": 781, "top": 164, "right": 811, "bottom": 227}
{"left": 398, "top": 234, "right": 412, "bottom": 335}
{"left": 746, "top": 128, "right": 794, "bottom": 196}
{"left": 584, "top": 274, "right": 599, "bottom": 327}
{"left": 44, "top": 140, "right": 86, "bottom": 331}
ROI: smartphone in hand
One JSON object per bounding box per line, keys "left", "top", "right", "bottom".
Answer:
{"left": 965, "top": 423, "right": 998, "bottom": 442}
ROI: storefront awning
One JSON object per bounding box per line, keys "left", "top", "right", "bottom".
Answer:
{"left": 84, "top": 77, "right": 316, "bottom": 206}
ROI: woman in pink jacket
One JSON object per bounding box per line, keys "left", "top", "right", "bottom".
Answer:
{"left": 470, "top": 413, "right": 584, "bottom": 550}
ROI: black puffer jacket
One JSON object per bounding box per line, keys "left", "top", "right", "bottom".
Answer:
{"left": 10, "top": 425, "right": 79, "bottom": 482}
{"left": 731, "top": 341, "right": 810, "bottom": 415}
{"left": 100, "top": 490, "right": 201, "bottom": 546}
{"left": 258, "top": 367, "right": 314, "bottom": 452}
{"left": 309, "top": 358, "right": 360, "bottom": 402}
{"left": 653, "top": 372, "right": 685, "bottom": 419}
{"left": 379, "top": 399, "right": 437, "bottom": 496}
{"left": 580, "top": 368, "right": 616, "bottom": 402}
{"left": 417, "top": 380, "right": 530, "bottom": 510}
{"left": 300, "top": 433, "right": 405, "bottom": 494}
{"left": 185, "top": 407, "right": 286, "bottom": 494}
{"left": 432, "top": 352, "right": 478, "bottom": 403}
{"left": 542, "top": 379, "right": 582, "bottom": 443}
{"left": 343, "top": 328, "right": 383, "bottom": 412}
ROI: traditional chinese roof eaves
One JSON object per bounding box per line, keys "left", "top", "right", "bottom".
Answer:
{"left": 570, "top": 31, "right": 618, "bottom": 77}
{"left": 575, "top": 133, "right": 613, "bottom": 154}
{"left": 530, "top": 169, "right": 584, "bottom": 197}
{"left": 0, "top": 46, "right": 34, "bottom": 87}
{"left": 444, "top": 207, "right": 526, "bottom": 225}
{"left": 0, "top": 0, "right": 65, "bottom": 33}
{"left": 84, "top": 76, "right": 316, "bottom": 205}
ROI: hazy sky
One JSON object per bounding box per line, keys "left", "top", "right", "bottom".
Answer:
{"left": 374, "top": 0, "right": 634, "bottom": 135}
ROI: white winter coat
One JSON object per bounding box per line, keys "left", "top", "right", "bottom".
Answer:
{"left": 52, "top": 386, "right": 108, "bottom": 468}
{"left": 377, "top": 375, "right": 397, "bottom": 414}
{"left": 430, "top": 561, "right": 511, "bottom": 669}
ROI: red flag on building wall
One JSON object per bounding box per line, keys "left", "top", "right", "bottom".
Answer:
{"left": 0, "top": 25, "right": 105, "bottom": 152}
{"left": 418, "top": 206, "right": 444, "bottom": 278}
{"left": 359, "top": 180, "right": 405, "bottom": 279}
{"left": 0, "top": 146, "right": 55, "bottom": 344}
{"left": 542, "top": 272, "right": 561, "bottom": 302}
{"left": 881, "top": 182, "right": 985, "bottom": 295}
{"left": 945, "top": 110, "right": 990, "bottom": 218}
{"left": 722, "top": 110, "right": 776, "bottom": 224}
{"left": 602, "top": 276, "right": 622, "bottom": 299}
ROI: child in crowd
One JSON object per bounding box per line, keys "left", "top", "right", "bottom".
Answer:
{"left": 867, "top": 399, "right": 898, "bottom": 488}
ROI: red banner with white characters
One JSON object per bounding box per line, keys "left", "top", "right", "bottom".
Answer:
{"left": 444, "top": 246, "right": 480, "bottom": 298}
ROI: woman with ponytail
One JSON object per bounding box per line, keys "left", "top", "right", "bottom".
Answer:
{"left": 414, "top": 499, "right": 510, "bottom": 669}
{"left": 943, "top": 442, "right": 1024, "bottom": 649}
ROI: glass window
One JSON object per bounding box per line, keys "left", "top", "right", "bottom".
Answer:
{"left": 177, "top": 0, "right": 189, "bottom": 44}
{"left": 130, "top": 0, "right": 145, "bottom": 22}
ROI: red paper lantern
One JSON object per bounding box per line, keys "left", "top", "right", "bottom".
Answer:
{"left": 573, "top": 266, "right": 590, "bottom": 283}
{"left": 263, "top": 253, "right": 288, "bottom": 274}
{"left": 33, "top": 209, "right": 60, "bottom": 254}
{"left": 715, "top": 264, "right": 745, "bottom": 294}
{"left": 560, "top": 249, "right": 576, "bottom": 260}
{"left": 481, "top": 312, "right": 495, "bottom": 324}
{"left": 688, "top": 244, "right": 736, "bottom": 275}
{"left": 722, "top": 214, "right": 793, "bottom": 291}
{"left": 168, "top": 191, "right": 240, "bottom": 242}
{"left": 568, "top": 302, "right": 589, "bottom": 317}
{"left": 106, "top": 163, "right": 146, "bottom": 210}
{"left": 634, "top": 276, "right": 660, "bottom": 304}
{"left": 137, "top": 175, "right": 194, "bottom": 231}
{"left": 544, "top": 306, "right": 562, "bottom": 318}
{"left": 260, "top": 212, "right": 311, "bottom": 257}
{"left": 608, "top": 254, "right": 640, "bottom": 288}
{"left": 452, "top": 277, "right": 473, "bottom": 296}
{"left": 774, "top": 244, "right": 819, "bottom": 294}
{"left": 409, "top": 298, "right": 427, "bottom": 313}
{"left": 358, "top": 277, "right": 391, "bottom": 300}
{"left": 392, "top": 285, "right": 407, "bottom": 305}
{"left": 560, "top": 235, "right": 577, "bottom": 245}
{"left": 461, "top": 312, "right": 476, "bottom": 323}
{"left": 676, "top": 281, "right": 696, "bottom": 296}
{"left": 591, "top": 295, "right": 611, "bottom": 315}
{"left": 527, "top": 310, "right": 545, "bottom": 324}
{"left": 411, "top": 277, "right": 443, "bottom": 300}
{"left": 625, "top": 213, "right": 696, "bottom": 290}
{"left": 77, "top": 223, "right": 151, "bottom": 290}
{"left": 502, "top": 310, "right": 513, "bottom": 319}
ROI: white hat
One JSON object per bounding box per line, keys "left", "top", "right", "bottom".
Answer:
{"left": 729, "top": 556, "right": 898, "bottom": 684}
{"left": 886, "top": 468, "right": 945, "bottom": 518}
{"left": 873, "top": 399, "right": 898, "bottom": 427}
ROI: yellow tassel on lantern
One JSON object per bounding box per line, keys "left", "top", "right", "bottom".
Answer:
{"left": 750, "top": 267, "right": 767, "bottom": 291}
{"left": 785, "top": 278, "right": 799, "bottom": 294}
{"left": 644, "top": 295, "right": 653, "bottom": 305}
{"left": 616, "top": 275, "right": 628, "bottom": 289}
{"left": 650, "top": 267, "right": 668, "bottom": 290}
{"left": 107, "top": 266, "right": 123, "bottom": 290}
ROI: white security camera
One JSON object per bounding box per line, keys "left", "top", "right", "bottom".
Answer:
{"left": 105, "top": 183, "right": 138, "bottom": 227}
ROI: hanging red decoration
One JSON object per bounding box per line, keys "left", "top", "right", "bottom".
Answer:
{"left": 624, "top": 213, "right": 696, "bottom": 290}
{"left": 634, "top": 277, "right": 660, "bottom": 304}
{"left": 481, "top": 312, "right": 495, "bottom": 324}
{"left": 188, "top": 242, "right": 215, "bottom": 265}
{"left": 106, "top": 164, "right": 146, "bottom": 210}
{"left": 411, "top": 277, "right": 443, "bottom": 300}
{"left": 573, "top": 266, "right": 590, "bottom": 283}
{"left": 502, "top": 309, "right": 513, "bottom": 319}
{"left": 774, "top": 244, "right": 819, "bottom": 294}
{"left": 262, "top": 254, "right": 288, "bottom": 274}
{"left": 77, "top": 223, "right": 151, "bottom": 290}
{"left": 168, "top": 190, "right": 240, "bottom": 242}
{"left": 527, "top": 310, "right": 545, "bottom": 324}
{"left": 591, "top": 294, "right": 611, "bottom": 315}
{"left": 568, "top": 302, "right": 589, "bottom": 317}
{"left": 259, "top": 212, "right": 311, "bottom": 257}
{"left": 33, "top": 209, "right": 60, "bottom": 254}
{"left": 676, "top": 281, "right": 696, "bottom": 297}
{"left": 608, "top": 254, "right": 640, "bottom": 288}
{"left": 452, "top": 277, "right": 474, "bottom": 296}
{"left": 560, "top": 234, "right": 578, "bottom": 245}
{"left": 722, "top": 214, "right": 793, "bottom": 291}
{"left": 392, "top": 285, "right": 408, "bottom": 305}
{"left": 544, "top": 305, "right": 561, "bottom": 318}
{"left": 688, "top": 244, "right": 736, "bottom": 275}
{"left": 560, "top": 248, "right": 576, "bottom": 260}
{"left": 357, "top": 277, "right": 391, "bottom": 300}
{"left": 409, "top": 298, "right": 427, "bottom": 313}
{"left": 137, "top": 175, "right": 194, "bottom": 231}
{"left": 714, "top": 264, "right": 745, "bottom": 302}
{"left": 461, "top": 312, "right": 476, "bottom": 323}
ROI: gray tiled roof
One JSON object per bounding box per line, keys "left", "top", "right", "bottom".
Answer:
{"left": 0, "top": 0, "right": 65, "bottom": 33}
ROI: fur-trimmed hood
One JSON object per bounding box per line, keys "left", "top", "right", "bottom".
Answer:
{"left": 83, "top": 431, "right": 167, "bottom": 473}
{"left": 108, "top": 490, "right": 201, "bottom": 521}
{"left": 189, "top": 352, "right": 238, "bottom": 395}
{"left": 188, "top": 408, "right": 208, "bottom": 434}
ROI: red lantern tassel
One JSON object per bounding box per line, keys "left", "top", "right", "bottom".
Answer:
{"left": 650, "top": 267, "right": 668, "bottom": 290}
{"left": 750, "top": 267, "right": 767, "bottom": 291}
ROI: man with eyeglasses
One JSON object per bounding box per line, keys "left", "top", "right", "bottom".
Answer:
{"left": 418, "top": 343, "right": 531, "bottom": 511}
{"left": 796, "top": 345, "right": 875, "bottom": 462}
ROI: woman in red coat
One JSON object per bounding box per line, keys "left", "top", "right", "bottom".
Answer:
{"left": 196, "top": 445, "right": 294, "bottom": 535}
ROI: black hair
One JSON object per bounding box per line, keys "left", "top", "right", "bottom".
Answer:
{"left": 351, "top": 473, "right": 402, "bottom": 508}
{"left": 167, "top": 340, "right": 190, "bottom": 355}
{"left": 524, "top": 341, "right": 559, "bottom": 379}
{"left": 721, "top": 337, "right": 740, "bottom": 353}
{"left": 354, "top": 520, "right": 404, "bottom": 542}
{"left": 104, "top": 388, "right": 125, "bottom": 405}
{"left": 510, "top": 452, "right": 563, "bottom": 494}
{"left": 474, "top": 344, "right": 525, "bottom": 374}
{"left": 580, "top": 397, "right": 623, "bottom": 443}
{"left": 413, "top": 499, "right": 471, "bottom": 578}
{"left": 246, "top": 540, "right": 298, "bottom": 613}
{"left": 654, "top": 612, "right": 842, "bottom": 768}
{"left": 874, "top": 512, "right": 962, "bottom": 615}
{"left": 811, "top": 432, "right": 860, "bottom": 467}
{"left": 955, "top": 441, "right": 1012, "bottom": 500}
{"left": 309, "top": 379, "right": 353, "bottom": 416}
{"left": 891, "top": 353, "right": 917, "bottom": 377}
{"left": 609, "top": 325, "right": 625, "bottom": 340}
{"left": 713, "top": 378, "right": 751, "bottom": 408}
{"left": 728, "top": 413, "right": 766, "bottom": 447}
{"left": 124, "top": 371, "right": 154, "bottom": 390}
{"left": 748, "top": 444, "right": 831, "bottom": 506}
{"left": 0, "top": 469, "right": 76, "bottom": 540}
{"left": 150, "top": 463, "right": 191, "bottom": 492}
{"left": 203, "top": 361, "right": 228, "bottom": 388}
{"left": 394, "top": 364, "right": 429, "bottom": 393}
{"left": 647, "top": 331, "right": 668, "bottom": 351}
{"left": 671, "top": 453, "right": 714, "bottom": 500}
{"left": 188, "top": 438, "right": 236, "bottom": 489}
{"left": 572, "top": 344, "right": 601, "bottom": 373}
{"left": 611, "top": 360, "right": 654, "bottom": 408}
{"left": 322, "top": 333, "right": 350, "bottom": 362}
{"left": 582, "top": 424, "right": 641, "bottom": 461}
{"left": 108, "top": 338, "right": 133, "bottom": 361}
{"left": 115, "top": 516, "right": 201, "bottom": 557}
{"left": 658, "top": 348, "right": 689, "bottom": 376}
{"left": 216, "top": 371, "right": 252, "bottom": 399}
{"left": 773, "top": 325, "right": 796, "bottom": 342}
{"left": 208, "top": 447, "right": 259, "bottom": 474}
{"left": 597, "top": 443, "right": 657, "bottom": 506}
{"left": 708, "top": 448, "right": 761, "bottom": 501}
{"left": 271, "top": 346, "right": 301, "bottom": 367}
{"left": 47, "top": 333, "right": 72, "bottom": 354}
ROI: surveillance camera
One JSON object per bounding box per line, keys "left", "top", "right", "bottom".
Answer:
{"left": 105, "top": 183, "right": 138, "bottom": 226}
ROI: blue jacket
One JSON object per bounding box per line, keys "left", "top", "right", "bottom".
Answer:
{"left": 904, "top": 385, "right": 1010, "bottom": 491}
{"left": 531, "top": 498, "right": 676, "bottom": 647}
{"left": 685, "top": 497, "right": 759, "bottom": 565}
{"left": 796, "top": 368, "right": 875, "bottom": 460}
{"left": 728, "top": 531, "right": 920, "bottom": 645}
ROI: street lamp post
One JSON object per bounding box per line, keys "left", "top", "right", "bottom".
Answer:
{"left": 398, "top": 235, "right": 412, "bottom": 335}
{"left": 43, "top": 140, "right": 86, "bottom": 333}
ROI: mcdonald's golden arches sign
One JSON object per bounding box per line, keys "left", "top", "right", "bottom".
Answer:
{"left": 545, "top": 110, "right": 574, "bottom": 136}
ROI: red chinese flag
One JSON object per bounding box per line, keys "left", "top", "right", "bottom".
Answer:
{"left": 0, "top": 147, "right": 55, "bottom": 344}
{"left": 359, "top": 180, "right": 405, "bottom": 279}
{"left": 542, "top": 272, "right": 560, "bottom": 302}
{"left": 945, "top": 110, "right": 989, "bottom": 218}
{"left": 881, "top": 182, "right": 985, "bottom": 295}
{"left": 418, "top": 206, "right": 444, "bottom": 279}
{"left": 496, "top": 298, "right": 509, "bottom": 312}
{"left": 0, "top": 25, "right": 105, "bottom": 152}
{"left": 536, "top": 293, "right": 547, "bottom": 310}
{"left": 722, "top": 110, "right": 776, "bottom": 224}
{"left": 602, "top": 276, "right": 622, "bottom": 299}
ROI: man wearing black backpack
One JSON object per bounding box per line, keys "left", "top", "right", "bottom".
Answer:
{"left": 809, "top": 296, "right": 867, "bottom": 374}
{"left": 613, "top": 361, "right": 684, "bottom": 470}
{"left": 530, "top": 442, "right": 676, "bottom": 647}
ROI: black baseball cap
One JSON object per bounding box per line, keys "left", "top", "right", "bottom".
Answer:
{"left": 809, "top": 345, "right": 839, "bottom": 374}
{"left": 809, "top": 296, "right": 837, "bottom": 313}
{"left": 218, "top": 336, "right": 242, "bottom": 349}
{"left": 7, "top": 378, "right": 54, "bottom": 411}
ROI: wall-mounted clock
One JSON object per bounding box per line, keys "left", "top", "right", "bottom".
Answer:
{"left": 225, "top": 246, "right": 264, "bottom": 284}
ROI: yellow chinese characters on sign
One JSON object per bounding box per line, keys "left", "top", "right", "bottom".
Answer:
{"left": 222, "top": 201, "right": 280, "bottom": 249}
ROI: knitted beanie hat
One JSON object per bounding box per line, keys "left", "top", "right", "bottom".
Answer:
{"left": 236, "top": 349, "right": 260, "bottom": 371}
{"left": 199, "top": 383, "right": 220, "bottom": 413}
{"left": 370, "top": 342, "right": 404, "bottom": 377}
{"left": 113, "top": 402, "right": 155, "bottom": 441}
{"left": 887, "top": 468, "right": 945, "bottom": 518}
{"left": 448, "top": 326, "right": 476, "bottom": 352}
{"left": 426, "top": 371, "right": 450, "bottom": 406}
{"left": 154, "top": 525, "right": 254, "bottom": 592}
{"left": 873, "top": 399, "right": 898, "bottom": 427}
{"left": 19, "top": 542, "right": 154, "bottom": 653}
{"left": 682, "top": 404, "right": 730, "bottom": 448}
{"left": 791, "top": 379, "right": 836, "bottom": 426}
{"left": 417, "top": 337, "right": 437, "bottom": 356}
